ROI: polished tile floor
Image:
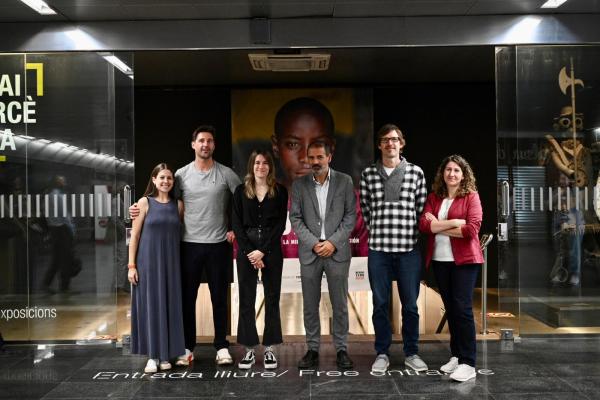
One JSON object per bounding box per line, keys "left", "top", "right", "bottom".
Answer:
{"left": 1, "top": 337, "right": 600, "bottom": 399}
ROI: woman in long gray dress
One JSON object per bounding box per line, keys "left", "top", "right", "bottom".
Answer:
{"left": 128, "top": 163, "right": 185, "bottom": 373}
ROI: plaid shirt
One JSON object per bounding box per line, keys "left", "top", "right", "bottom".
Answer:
{"left": 359, "top": 159, "right": 427, "bottom": 252}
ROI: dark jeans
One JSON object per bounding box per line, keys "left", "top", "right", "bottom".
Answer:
{"left": 43, "top": 225, "right": 73, "bottom": 291}
{"left": 181, "top": 241, "right": 231, "bottom": 351}
{"left": 368, "top": 248, "right": 421, "bottom": 356}
{"left": 553, "top": 208, "right": 583, "bottom": 276}
{"left": 236, "top": 249, "right": 283, "bottom": 347}
{"left": 432, "top": 260, "right": 480, "bottom": 367}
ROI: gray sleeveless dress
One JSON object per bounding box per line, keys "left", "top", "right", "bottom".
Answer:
{"left": 131, "top": 196, "right": 185, "bottom": 360}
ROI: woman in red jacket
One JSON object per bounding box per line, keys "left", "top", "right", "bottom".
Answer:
{"left": 419, "top": 155, "right": 483, "bottom": 382}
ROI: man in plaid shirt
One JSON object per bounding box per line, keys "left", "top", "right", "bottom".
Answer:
{"left": 359, "top": 124, "right": 428, "bottom": 373}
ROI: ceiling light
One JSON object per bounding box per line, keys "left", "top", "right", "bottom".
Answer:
{"left": 19, "top": 0, "right": 57, "bottom": 15}
{"left": 540, "top": 0, "right": 568, "bottom": 8}
{"left": 99, "top": 53, "right": 133, "bottom": 76}
{"left": 502, "top": 16, "right": 542, "bottom": 43}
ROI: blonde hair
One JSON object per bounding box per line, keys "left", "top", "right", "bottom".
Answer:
{"left": 244, "top": 150, "right": 277, "bottom": 199}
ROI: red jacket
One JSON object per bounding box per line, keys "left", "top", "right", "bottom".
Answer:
{"left": 418, "top": 191, "right": 484, "bottom": 268}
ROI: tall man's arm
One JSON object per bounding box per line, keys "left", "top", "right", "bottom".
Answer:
{"left": 172, "top": 170, "right": 183, "bottom": 199}
{"left": 223, "top": 166, "right": 242, "bottom": 243}
{"left": 223, "top": 167, "right": 242, "bottom": 194}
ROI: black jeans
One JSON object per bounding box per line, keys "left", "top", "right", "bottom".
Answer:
{"left": 236, "top": 248, "right": 283, "bottom": 347}
{"left": 181, "top": 241, "right": 231, "bottom": 351}
{"left": 432, "top": 260, "right": 480, "bottom": 367}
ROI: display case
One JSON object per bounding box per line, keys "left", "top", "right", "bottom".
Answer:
{"left": 496, "top": 45, "right": 600, "bottom": 335}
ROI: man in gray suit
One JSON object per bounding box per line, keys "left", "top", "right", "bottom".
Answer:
{"left": 290, "top": 141, "right": 356, "bottom": 369}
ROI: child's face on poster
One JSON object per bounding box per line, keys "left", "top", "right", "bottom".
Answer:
{"left": 272, "top": 111, "right": 333, "bottom": 187}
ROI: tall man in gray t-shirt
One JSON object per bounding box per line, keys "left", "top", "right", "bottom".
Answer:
{"left": 175, "top": 125, "right": 240, "bottom": 366}
{"left": 131, "top": 125, "right": 240, "bottom": 366}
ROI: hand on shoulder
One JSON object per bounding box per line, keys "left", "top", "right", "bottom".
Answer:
{"left": 129, "top": 198, "right": 147, "bottom": 219}
{"left": 132, "top": 197, "right": 149, "bottom": 218}
{"left": 137, "top": 196, "right": 149, "bottom": 207}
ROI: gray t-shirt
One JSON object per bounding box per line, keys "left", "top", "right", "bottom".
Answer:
{"left": 175, "top": 161, "right": 241, "bottom": 243}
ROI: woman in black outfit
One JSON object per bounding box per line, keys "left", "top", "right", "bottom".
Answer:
{"left": 232, "top": 149, "right": 288, "bottom": 370}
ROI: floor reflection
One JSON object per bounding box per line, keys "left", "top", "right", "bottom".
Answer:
{"left": 1, "top": 338, "right": 599, "bottom": 399}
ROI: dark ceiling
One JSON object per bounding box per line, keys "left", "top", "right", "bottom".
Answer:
{"left": 3, "top": 0, "right": 596, "bottom": 86}
{"left": 1, "top": 0, "right": 600, "bottom": 22}
{"left": 133, "top": 47, "right": 495, "bottom": 86}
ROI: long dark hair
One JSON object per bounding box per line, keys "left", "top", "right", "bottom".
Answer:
{"left": 244, "top": 150, "right": 277, "bottom": 199}
{"left": 432, "top": 154, "right": 477, "bottom": 198}
{"left": 142, "top": 163, "right": 175, "bottom": 197}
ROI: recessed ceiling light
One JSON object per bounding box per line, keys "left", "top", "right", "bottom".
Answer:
{"left": 19, "top": 0, "right": 57, "bottom": 15}
{"left": 540, "top": 0, "right": 568, "bottom": 8}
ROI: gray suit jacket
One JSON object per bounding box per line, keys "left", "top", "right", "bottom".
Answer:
{"left": 290, "top": 168, "right": 356, "bottom": 265}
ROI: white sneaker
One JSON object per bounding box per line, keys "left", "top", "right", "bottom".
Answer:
{"left": 371, "top": 354, "right": 390, "bottom": 373}
{"left": 449, "top": 364, "right": 476, "bottom": 382}
{"left": 144, "top": 358, "right": 158, "bottom": 373}
{"left": 238, "top": 350, "right": 256, "bottom": 369}
{"left": 440, "top": 356, "right": 459, "bottom": 373}
{"left": 216, "top": 348, "right": 234, "bottom": 365}
{"left": 405, "top": 354, "right": 428, "bottom": 372}
{"left": 263, "top": 350, "right": 278, "bottom": 369}
{"left": 176, "top": 349, "right": 194, "bottom": 366}
{"left": 159, "top": 361, "right": 172, "bottom": 371}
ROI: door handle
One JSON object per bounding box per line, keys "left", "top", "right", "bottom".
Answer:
{"left": 123, "top": 184, "right": 132, "bottom": 223}
{"left": 501, "top": 180, "right": 510, "bottom": 218}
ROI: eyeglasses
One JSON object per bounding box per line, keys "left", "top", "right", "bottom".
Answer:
{"left": 380, "top": 137, "right": 401, "bottom": 144}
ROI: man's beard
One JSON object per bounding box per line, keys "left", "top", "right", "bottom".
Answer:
{"left": 312, "top": 165, "right": 325, "bottom": 175}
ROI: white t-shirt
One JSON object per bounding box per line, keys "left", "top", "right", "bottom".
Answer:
{"left": 383, "top": 166, "right": 395, "bottom": 176}
{"left": 433, "top": 198, "right": 455, "bottom": 262}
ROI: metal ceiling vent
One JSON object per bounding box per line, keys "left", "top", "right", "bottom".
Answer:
{"left": 248, "top": 53, "right": 330, "bottom": 72}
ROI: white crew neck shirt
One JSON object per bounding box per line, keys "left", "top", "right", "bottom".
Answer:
{"left": 433, "top": 198, "right": 455, "bottom": 262}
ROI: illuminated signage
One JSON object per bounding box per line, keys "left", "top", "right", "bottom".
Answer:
{"left": 0, "top": 62, "right": 44, "bottom": 161}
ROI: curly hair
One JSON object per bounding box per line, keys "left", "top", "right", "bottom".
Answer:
{"left": 431, "top": 154, "right": 477, "bottom": 198}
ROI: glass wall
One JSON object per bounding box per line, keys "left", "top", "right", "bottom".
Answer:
{"left": 0, "top": 52, "right": 134, "bottom": 341}
{"left": 496, "top": 45, "right": 600, "bottom": 336}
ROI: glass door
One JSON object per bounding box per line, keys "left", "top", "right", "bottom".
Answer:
{"left": 0, "top": 52, "right": 134, "bottom": 342}
{"left": 496, "top": 45, "right": 600, "bottom": 336}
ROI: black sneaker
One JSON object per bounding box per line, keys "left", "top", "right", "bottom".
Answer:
{"left": 336, "top": 350, "right": 354, "bottom": 369}
{"left": 264, "top": 350, "right": 278, "bottom": 369}
{"left": 298, "top": 350, "right": 319, "bottom": 369}
{"left": 238, "top": 350, "right": 255, "bottom": 369}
